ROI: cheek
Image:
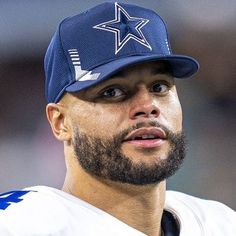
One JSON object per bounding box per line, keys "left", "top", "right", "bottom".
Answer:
{"left": 70, "top": 102, "right": 126, "bottom": 138}
{"left": 170, "top": 99, "right": 182, "bottom": 132}
{"left": 161, "top": 93, "right": 183, "bottom": 132}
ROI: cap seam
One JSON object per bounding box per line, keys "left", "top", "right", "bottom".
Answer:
{"left": 58, "top": 19, "right": 75, "bottom": 84}
{"left": 158, "top": 14, "right": 173, "bottom": 54}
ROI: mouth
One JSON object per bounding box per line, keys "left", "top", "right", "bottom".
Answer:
{"left": 123, "top": 127, "right": 167, "bottom": 148}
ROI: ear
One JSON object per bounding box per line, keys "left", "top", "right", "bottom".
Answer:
{"left": 46, "top": 103, "right": 71, "bottom": 141}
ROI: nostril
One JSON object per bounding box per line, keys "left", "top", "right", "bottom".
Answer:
{"left": 135, "top": 112, "right": 146, "bottom": 117}
{"left": 130, "top": 101, "right": 160, "bottom": 119}
{"left": 151, "top": 110, "right": 158, "bottom": 115}
{"left": 134, "top": 110, "right": 158, "bottom": 117}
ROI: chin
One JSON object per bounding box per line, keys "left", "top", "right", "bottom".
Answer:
{"left": 122, "top": 145, "right": 170, "bottom": 162}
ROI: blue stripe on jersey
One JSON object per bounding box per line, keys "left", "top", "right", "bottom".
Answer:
{"left": 0, "top": 190, "right": 32, "bottom": 211}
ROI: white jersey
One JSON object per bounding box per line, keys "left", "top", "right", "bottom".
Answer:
{"left": 0, "top": 186, "right": 235, "bottom": 235}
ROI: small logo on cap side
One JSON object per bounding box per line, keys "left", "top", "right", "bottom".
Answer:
{"left": 68, "top": 49, "right": 100, "bottom": 81}
{"left": 93, "top": 2, "right": 152, "bottom": 54}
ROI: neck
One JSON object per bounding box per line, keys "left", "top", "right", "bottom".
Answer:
{"left": 62, "top": 160, "right": 165, "bottom": 236}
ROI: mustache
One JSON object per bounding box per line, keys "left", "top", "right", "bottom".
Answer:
{"left": 116, "top": 121, "right": 176, "bottom": 142}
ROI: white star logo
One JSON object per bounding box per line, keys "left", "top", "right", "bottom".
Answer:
{"left": 93, "top": 2, "right": 152, "bottom": 54}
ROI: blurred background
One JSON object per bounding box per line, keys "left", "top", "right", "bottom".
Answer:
{"left": 0, "top": 0, "right": 235, "bottom": 209}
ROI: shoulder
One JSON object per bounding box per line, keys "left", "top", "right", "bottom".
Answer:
{"left": 0, "top": 186, "right": 67, "bottom": 214}
{"left": 0, "top": 186, "right": 71, "bottom": 235}
{"left": 0, "top": 186, "right": 144, "bottom": 236}
{"left": 0, "top": 186, "right": 68, "bottom": 235}
{"left": 165, "top": 190, "right": 236, "bottom": 217}
{"left": 165, "top": 190, "right": 236, "bottom": 235}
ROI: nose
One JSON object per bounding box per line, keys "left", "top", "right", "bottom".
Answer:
{"left": 129, "top": 86, "right": 160, "bottom": 120}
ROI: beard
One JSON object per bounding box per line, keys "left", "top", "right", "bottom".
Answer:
{"left": 72, "top": 121, "right": 186, "bottom": 185}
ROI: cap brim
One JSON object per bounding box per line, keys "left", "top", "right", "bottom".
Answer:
{"left": 66, "top": 54, "right": 199, "bottom": 93}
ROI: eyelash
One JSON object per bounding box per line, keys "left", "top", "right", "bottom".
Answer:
{"left": 150, "top": 80, "right": 171, "bottom": 94}
{"left": 98, "top": 81, "right": 172, "bottom": 99}
{"left": 99, "top": 86, "right": 127, "bottom": 99}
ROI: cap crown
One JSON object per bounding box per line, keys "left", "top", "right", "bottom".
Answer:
{"left": 45, "top": 2, "right": 198, "bottom": 103}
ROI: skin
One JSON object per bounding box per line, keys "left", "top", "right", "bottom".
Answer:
{"left": 46, "top": 61, "right": 183, "bottom": 236}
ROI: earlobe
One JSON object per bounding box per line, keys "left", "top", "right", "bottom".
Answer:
{"left": 46, "top": 103, "right": 71, "bottom": 141}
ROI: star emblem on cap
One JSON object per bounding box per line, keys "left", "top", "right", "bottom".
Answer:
{"left": 93, "top": 2, "right": 152, "bottom": 54}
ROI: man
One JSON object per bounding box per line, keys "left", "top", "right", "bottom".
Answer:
{"left": 0, "top": 2, "right": 235, "bottom": 236}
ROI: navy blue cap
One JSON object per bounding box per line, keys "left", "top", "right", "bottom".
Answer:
{"left": 44, "top": 2, "right": 199, "bottom": 103}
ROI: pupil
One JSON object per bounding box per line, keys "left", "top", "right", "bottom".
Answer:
{"left": 154, "top": 84, "right": 162, "bottom": 92}
{"left": 107, "top": 89, "right": 115, "bottom": 97}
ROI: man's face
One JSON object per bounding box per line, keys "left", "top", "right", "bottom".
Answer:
{"left": 64, "top": 61, "right": 185, "bottom": 185}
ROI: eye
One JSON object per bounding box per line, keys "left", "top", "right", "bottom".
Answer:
{"left": 100, "top": 87, "right": 125, "bottom": 98}
{"left": 151, "top": 82, "right": 170, "bottom": 94}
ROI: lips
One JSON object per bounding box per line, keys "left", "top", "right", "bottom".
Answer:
{"left": 123, "top": 127, "right": 167, "bottom": 148}
{"left": 124, "top": 127, "right": 166, "bottom": 141}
